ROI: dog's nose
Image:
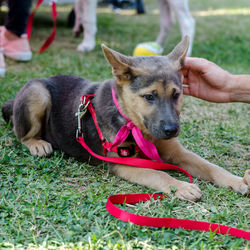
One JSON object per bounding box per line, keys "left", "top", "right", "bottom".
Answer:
{"left": 164, "top": 124, "right": 178, "bottom": 137}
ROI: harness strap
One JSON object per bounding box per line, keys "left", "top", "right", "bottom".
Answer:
{"left": 77, "top": 136, "right": 193, "bottom": 181}
{"left": 77, "top": 94, "right": 193, "bottom": 181}
{"left": 27, "top": 0, "right": 57, "bottom": 53}
{"left": 112, "top": 88, "right": 163, "bottom": 162}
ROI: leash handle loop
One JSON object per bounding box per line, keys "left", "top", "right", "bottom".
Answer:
{"left": 27, "top": 0, "right": 57, "bottom": 53}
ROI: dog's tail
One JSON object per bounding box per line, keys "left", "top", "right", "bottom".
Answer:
{"left": 2, "top": 99, "right": 14, "bottom": 124}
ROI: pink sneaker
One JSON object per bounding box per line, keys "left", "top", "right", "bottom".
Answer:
{"left": 0, "top": 27, "right": 32, "bottom": 61}
{"left": 0, "top": 47, "right": 6, "bottom": 77}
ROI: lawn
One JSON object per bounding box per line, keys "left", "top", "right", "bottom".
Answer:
{"left": 0, "top": 0, "right": 249, "bottom": 248}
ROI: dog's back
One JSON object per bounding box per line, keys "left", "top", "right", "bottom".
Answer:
{"left": 1, "top": 75, "right": 106, "bottom": 164}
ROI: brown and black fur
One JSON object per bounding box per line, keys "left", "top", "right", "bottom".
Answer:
{"left": 2, "top": 37, "right": 250, "bottom": 201}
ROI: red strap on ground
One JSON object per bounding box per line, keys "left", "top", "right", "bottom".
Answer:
{"left": 27, "top": 0, "right": 57, "bottom": 53}
{"left": 77, "top": 136, "right": 250, "bottom": 240}
{"left": 106, "top": 194, "right": 250, "bottom": 240}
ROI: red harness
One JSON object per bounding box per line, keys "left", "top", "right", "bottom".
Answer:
{"left": 76, "top": 92, "right": 250, "bottom": 240}
{"left": 76, "top": 94, "right": 141, "bottom": 158}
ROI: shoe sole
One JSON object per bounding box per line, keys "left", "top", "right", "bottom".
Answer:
{"left": 4, "top": 51, "right": 32, "bottom": 61}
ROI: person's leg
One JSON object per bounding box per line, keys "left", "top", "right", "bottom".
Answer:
{"left": 0, "top": 0, "right": 32, "bottom": 62}
{"left": 5, "top": 0, "right": 32, "bottom": 37}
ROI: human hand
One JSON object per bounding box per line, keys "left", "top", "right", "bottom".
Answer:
{"left": 182, "top": 57, "right": 232, "bottom": 103}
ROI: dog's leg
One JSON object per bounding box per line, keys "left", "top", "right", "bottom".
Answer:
{"left": 77, "top": 0, "right": 97, "bottom": 52}
{"left": 110, "top": 164, "right": 202, "bottom": 201}
{"left": 13, "top": 81, "right": 53, "bottom": 157}
{"left": 156, "top": 0, "right": 173, "bottom": 48}
{"left": 73, "top": 0, "right": 83, "bottom": 37}
{"left": 156, "top": 138, "right": 250, "bottom": 194}
{"left": 168, "top": 0, "right": 195, "bottom": 56}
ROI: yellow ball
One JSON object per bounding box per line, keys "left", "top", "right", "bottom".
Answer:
{"left": 133, "top": 42, "right": 163, "bottom": 56}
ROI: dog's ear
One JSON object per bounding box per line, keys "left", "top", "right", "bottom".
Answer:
{"left": 166, "top": 36, "right": 189, "bottom": 70}
{"left": 102, "top": 44, "right": 138, "bottom": 85}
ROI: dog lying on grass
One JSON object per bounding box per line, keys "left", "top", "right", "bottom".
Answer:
{"left": 2, "top": 37, "right": 249, "bottom": 201}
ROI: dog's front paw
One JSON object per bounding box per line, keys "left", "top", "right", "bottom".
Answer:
{"left": 24, "top": 139, "right": 53, "bottom": 157}
{"left": 73, "top": 27, "right": 83, "bottom": 38}
{"left": 243, "top": 170, "right": 250, "bottom": 187}
{"left": 229, "top": 170, "right": 250, "bottom": 195}
{"left": 77, "top": 40, "right": 95, "bottom": 52}
{"left": 175, "top": 181, "right": 202, "bottom": 201}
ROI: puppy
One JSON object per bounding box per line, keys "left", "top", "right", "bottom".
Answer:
{"left": 2, "top": 37, "right": 249, "bottom": 201}
{"left": 74, "top": 0, "right": 195, "bottom": 55}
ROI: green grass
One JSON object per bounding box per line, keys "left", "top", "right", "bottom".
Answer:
{"left": 0, "top": 0, "right": 250, "bottom": 248}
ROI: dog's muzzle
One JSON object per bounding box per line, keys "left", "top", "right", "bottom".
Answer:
{"left": 163, "top": 124, "right": 179, "bottom": 138}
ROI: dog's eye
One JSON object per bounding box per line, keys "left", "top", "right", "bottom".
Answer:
{"left": 144, "top": 94, "right": 155, "bottom": 102}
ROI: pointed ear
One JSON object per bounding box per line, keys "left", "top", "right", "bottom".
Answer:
{"left": 102, "top": 44, "right": 137, "bottom": 85}
{"left": 167, "top": 36, "right": 189, "bottom": 69}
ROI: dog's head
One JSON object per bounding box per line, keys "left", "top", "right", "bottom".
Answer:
{"left": 102, "top": 36, "right": 189, "bottom": 140}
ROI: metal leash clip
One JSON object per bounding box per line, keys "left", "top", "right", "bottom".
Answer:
{"left": 75, "top": 96, "right": 90, "bottom": 138}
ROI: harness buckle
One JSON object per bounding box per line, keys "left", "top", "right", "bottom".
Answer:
{"left": 75, "top": 96, "right": 90, "bottom": 138}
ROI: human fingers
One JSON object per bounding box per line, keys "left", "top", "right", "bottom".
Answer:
{"left": 181, "top": 68, "right": 188, "bottom": 77}
{"left": 183, "top": 86, "right": 190, "bottom": 95}
{"left": 183, "top": 57, "right": 209, "bottom": 72}
{"left": 182, "top": 77, "right": 189, "bottom": 85}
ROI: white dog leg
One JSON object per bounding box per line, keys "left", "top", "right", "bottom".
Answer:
{"left": 156, "top": 0, "right": 173, "bottom": 48}
{"left": 168, "top": 0, "right": 195, "bottom": 56}
{"left": 77, "top": 0, "right": 97, "bottom": 52}
{"left": 73, "top": 0, "right": 83, "bottom": 36}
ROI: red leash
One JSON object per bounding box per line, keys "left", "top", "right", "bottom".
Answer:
{"left": 76, "top": 94, "right": 250, "bottom": 240}
{"left": 27, "top": 0, "right": 57, "bottom": 53}
{"left": 106, "top": 194, "right": 250, "bottom": 240}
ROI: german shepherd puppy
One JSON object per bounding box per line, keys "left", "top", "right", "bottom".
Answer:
{"left": 2, "top": 37, "right": 249, "bottom": 201}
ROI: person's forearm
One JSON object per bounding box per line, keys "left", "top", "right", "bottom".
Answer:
{"left": 228, "top": 74, "right": 250, "bottom": 103}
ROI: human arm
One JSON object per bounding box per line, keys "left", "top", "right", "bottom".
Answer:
{"left": 182, "top": 57, "right": 250, "bottom": 103}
